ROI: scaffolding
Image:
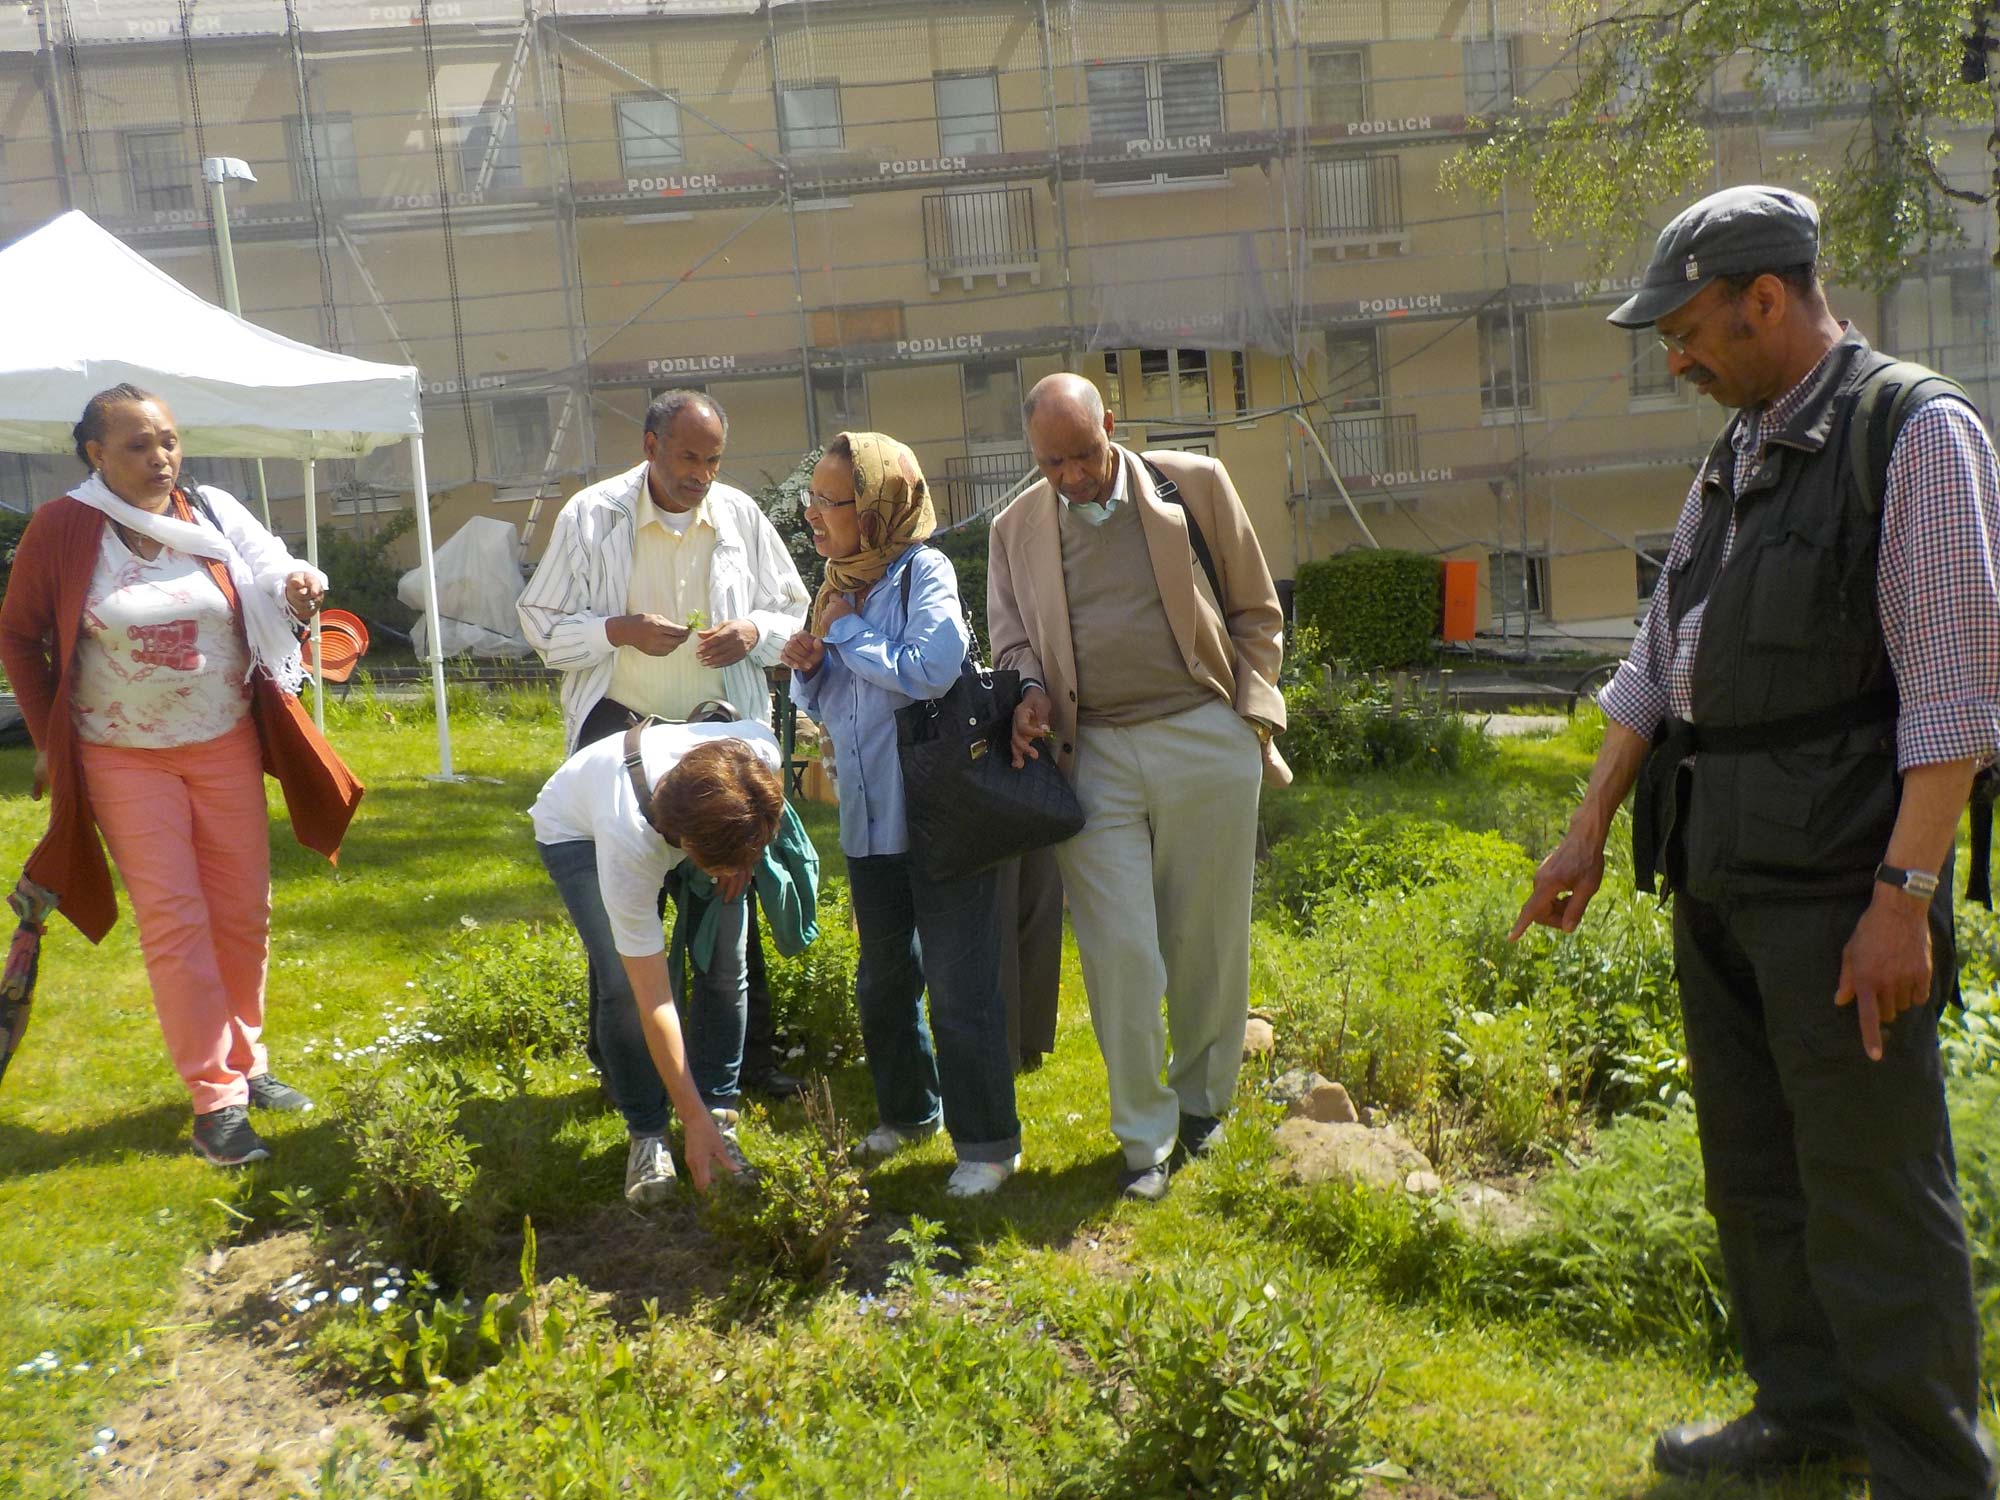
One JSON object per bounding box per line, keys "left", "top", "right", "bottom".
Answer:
{"left": 1, "top": 0, "right": 1993, "bottom": 633}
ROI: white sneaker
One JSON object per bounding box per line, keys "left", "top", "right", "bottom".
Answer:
{"left": 856, "top": 1120, "right": 940, "bottom": 1162}
{"left": 945, "top": 1154, "right": 1021, "bottom": 1198}
{"left": 709, "top": 1107, "right": 755, "bottom": 1179}
{"left": 624, "top": 1133, "right": 677, "bottom": 1205}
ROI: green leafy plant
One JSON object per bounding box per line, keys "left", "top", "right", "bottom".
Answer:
{"left": 416, "top": 920, "right": 587, "bottom": 1060}
{"left": 1055, "top": 1263, "right": 1380, "bottom": 1500}
{"left": 762, "top": 880, "right": 864, "bottom": 1063}
{"left": 701, "top": 1080, "right": 869, "bottom": 1297}
{"left": 316, "top": 507, "right": 418, "bottom": 632}
{"left": 1293, "top": 549, "right": 1442, "bottom": 670}
{"left": 335, "top": 1062, "right": 486, "bottom": 1281}
{"left": 1279, "top": 668, "right": 1491, "bottom": 781}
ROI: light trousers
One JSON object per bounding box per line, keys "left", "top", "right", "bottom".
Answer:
{"left": 78, "top": 715, "right": 272, "bottom": 1114}
{"left": 1055, "top": 698, "right": 1262, "bottom": 1168}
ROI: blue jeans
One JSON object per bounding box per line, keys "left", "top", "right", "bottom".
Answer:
{"left": 846, "top": 852, "right": 1019, "bottom": 1164}
{"left": 538, "top": 840, "right": 748, "bottom": 1134}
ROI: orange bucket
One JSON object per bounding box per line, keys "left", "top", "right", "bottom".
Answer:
{"left": 304, "top": 608, "right": 370, "bottom": 684}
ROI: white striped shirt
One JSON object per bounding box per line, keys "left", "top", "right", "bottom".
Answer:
{"left": 517, "top": 463, "right": 809, "bottom": 751}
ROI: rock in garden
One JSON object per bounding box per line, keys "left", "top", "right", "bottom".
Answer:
{"left": 1273, "top": 1118, "right": 1434, "bottom": 1193}
{"left": 1269, "top": 1068, "right": 1326, "bottom": 1108}
{"left": 1404, "top": 1169, "right": 1442, "bottom": 1197}
{"left": 1295, "top": 1080, "right": 1358, "bottom": 1124}
{"left": 1242, "top": 1017, "right": 1276, "bottom": 1056}
{"left": 1442, "top": 1182, "right": 1542, "bottom": 1239}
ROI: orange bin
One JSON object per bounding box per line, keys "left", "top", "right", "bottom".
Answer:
{"left": 1440, "top": 560, "right": 1478, "bottom": 643}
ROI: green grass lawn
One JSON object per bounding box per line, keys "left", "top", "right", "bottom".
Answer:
{"left": 0, "top": 700, "right": 1960, "bottom": 1497}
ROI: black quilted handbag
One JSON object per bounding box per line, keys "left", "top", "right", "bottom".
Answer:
{"left": 892, "top": 557, "right": 1084, "bottom": 882}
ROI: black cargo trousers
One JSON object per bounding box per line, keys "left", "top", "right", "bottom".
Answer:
{"left": 1674, "top": 874, "right": 1994, "bottom": 1499}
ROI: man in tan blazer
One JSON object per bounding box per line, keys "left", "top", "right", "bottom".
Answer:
{"left": 988, "top": 371, "right": 1288, "bottom": 1200}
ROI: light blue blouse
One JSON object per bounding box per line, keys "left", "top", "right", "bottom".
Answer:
{"left": 790, "top": 546, "right": 970, "bottom": 859}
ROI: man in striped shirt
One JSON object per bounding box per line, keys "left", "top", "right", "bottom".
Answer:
{"left": 518, "top": 392, "right": 810, "bottom": 1197}
{"left": 1513, "top": 187, "right": 2000, "bottom": 1497}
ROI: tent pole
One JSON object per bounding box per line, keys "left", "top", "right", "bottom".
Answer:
{"left": 408, "top": 434, "right": 454, "bottom": 778}
{"left": 304, "top": 453, "right": 324, "bottom": 732}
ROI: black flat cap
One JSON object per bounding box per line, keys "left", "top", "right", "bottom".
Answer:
{"left": 1607, "top": 185, "right": 1820, "bottom": 329}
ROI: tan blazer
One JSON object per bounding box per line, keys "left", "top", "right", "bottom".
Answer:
{"left": 987, "top": 445, "right": 1291, "bottom": 787}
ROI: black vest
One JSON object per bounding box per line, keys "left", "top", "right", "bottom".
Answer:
{"left": 1632, "top": 333, "right": 1943, "bottom": 907}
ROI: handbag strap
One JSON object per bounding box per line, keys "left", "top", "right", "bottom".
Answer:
{"left": 622, "top": 718, "right": 680, "bottom": 846}
{"left": 898, "top": 544, "right": 979, "bottom": 670}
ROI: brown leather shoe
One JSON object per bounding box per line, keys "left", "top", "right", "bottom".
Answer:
{"left": 1652, "top": 1411, "right": 1867, "bottom": 1479}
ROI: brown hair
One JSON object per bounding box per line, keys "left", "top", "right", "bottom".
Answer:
{"left": 650, "top": 739, "right": 784, "bottom": 873}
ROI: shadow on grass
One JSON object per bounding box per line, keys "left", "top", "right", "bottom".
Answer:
{"left": 0, "top": 1100, "right": 194, "bottom": 1179}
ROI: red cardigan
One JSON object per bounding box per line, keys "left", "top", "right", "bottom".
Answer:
{"left": 0, "top": 494, "right": 364, "bottom": 942}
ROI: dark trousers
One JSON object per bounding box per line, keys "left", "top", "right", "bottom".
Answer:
{"left": 575, "top": 694, "right": 782, "bottom": 1086}
{"left": 1675, "top": 888, "right": 1994, "bottom": 1499}
{"left": 997, "top": 847, "right": 1063, "bottom": 1065}
{"left": 847, "top": 851, "right": 1019, "bottom": 1163}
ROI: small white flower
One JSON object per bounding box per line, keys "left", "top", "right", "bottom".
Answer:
{"left": 371, "top": 1296, "right": 392, "bottom": 1313}
{"left": 293, "top": 1299, "right": 312, "bottom": 1314}
{"left": 339, "top": 1287, "right": 360, "bottom": 1305}
{"left": 95, "top": 1428, "right": 115, "bottom": 1444}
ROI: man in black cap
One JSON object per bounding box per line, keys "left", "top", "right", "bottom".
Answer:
{"left": 1514, "top": 183, "right": 2000, "bottom": 1496}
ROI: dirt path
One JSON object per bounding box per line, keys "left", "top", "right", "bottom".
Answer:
{"left": 83, "top": 1232, "right": 406, "bottom": 1499}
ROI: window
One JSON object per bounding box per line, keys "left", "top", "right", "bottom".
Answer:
{"left": 936, "top": 73, "right": 1001, "bottom": 157}
{"left": 961, "top": 358, "right": 1023, "bottom": 444}
{"left": 1463, "top": 36, "right": 1517, "bottom": 116}
{"left": 1764, "top": 56, "right": 1817, "bottom": 141}
{"left": 1634, "top": 532, "right": 1674, "bottom": 602}
{"left": 812, "top": 367, "right": 869, "bottom": 435}
{"left": 1629, "top": 330, "right": 1683, "bottom": 404}
{"left": 1489, "top": 550, "right": 1546, "bottom": 619}
{"left": 1309, "top": 49, "right": 1368, "bottom": 125}
{"left": 780, "top": 84, "right": 843, "bottom": 153}
{"left": 287, "top": 113, "right": 359, "bottom": 200}
{"left": 455, "top": 110, "right": 521, "bottom": 192}
{"left": 490, "top": 395, "right": 552, "bottom": 478}
{"left": 123, "top": 128, "right": 193, "bottom": 213}
{"left": 1086, "top": 58, "right": 1224, "bottom": 187}
{"left": 1324, "top": 332, "right": 1382, "bottom": 411}
{"left": 1140, "top": 348, "right": 1210, "bottom": 417}
{"left": 1950, "top": 269, "right": 1991, "bottom": 348}
{"left": 616, "top": 94, "right": 684, "bottom": 172}
{"left": 1478, "top": 306, "right": 1535, "bottom": 415}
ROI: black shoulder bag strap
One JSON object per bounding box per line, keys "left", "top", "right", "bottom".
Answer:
{"left": 1844, "top": 360, "right": 1996, "bottom": 906}
{"left": 622, "top": 718, "right": 680, "bottom": 846}
{"left": 1140, "top": 455, "right": 1223, "bottom": 606}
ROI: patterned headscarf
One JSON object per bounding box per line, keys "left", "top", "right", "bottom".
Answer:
{"left": 810, "top": 431, "right": 937, "bottom": 636}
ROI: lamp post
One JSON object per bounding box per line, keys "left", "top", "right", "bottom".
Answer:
{"left": 201, "top": 156, "right": 274, "bottom": 529}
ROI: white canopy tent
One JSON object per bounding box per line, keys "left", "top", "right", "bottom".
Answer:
{"left": 0, "top": 210, "right": 457, "bottom": 775}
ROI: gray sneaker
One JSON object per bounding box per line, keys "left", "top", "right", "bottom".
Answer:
{"left": 247, "top": 1073, "right": 315, "bottom": 1113}
{"left": 709, "top": 1108, "right": 756, "bottom": 1180}
{"left": 624, "top": 1133, "right": 678, "bottom": 1205}
{"left": 192, "top": 1105, "right": 271, "bottom": 1167}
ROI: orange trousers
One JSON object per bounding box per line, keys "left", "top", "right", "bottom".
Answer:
{"left": 78, "top": 716, "right": 272, "bottom": 1114}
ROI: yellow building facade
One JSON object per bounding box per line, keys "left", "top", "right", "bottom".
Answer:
{"left": 1, "top": 0, "right": 1993, "bottom": 635}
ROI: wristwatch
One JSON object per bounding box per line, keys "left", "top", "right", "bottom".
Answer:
{"left": 1875, "top": 862, "right": 1941, "bottom": 901}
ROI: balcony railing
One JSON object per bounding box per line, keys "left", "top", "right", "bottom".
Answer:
{"left": 922, "top": 187, "right": 1041, "bottom": 292}
{"left": 1326, "top": 411, "right": 1419, "bottom": 484}
{"left": 937, "top": 449, "right": 1032, "bottom": 527}
{"left": 1306, "top": 154, "right": 1405, "bottom": 254}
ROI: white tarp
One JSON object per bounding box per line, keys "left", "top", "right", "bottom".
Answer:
{"left": 0, "top": 211, "right": 422, "bottom": 459}
{"left": 398, "top": 517, "right": 532, "bottom": 659}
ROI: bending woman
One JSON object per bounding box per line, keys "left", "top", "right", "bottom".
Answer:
{"left": 778, "top": 432, "right": 1020, "bottom": 1198}
{"left": 0, "top": 386, "right": 362, "bottom": 1166}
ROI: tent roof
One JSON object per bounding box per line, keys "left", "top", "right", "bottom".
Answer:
{"left": 0, "top": 211, "right": 422, "bottom": 461}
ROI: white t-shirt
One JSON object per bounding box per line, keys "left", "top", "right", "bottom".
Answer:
{"left": 529, "top": 719, "right": 782, "bottom": 959}
{"left": 72, "top": 529, "right": 253, "bottom": 748}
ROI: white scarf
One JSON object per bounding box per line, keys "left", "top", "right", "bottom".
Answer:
{"left": 68, "top": 472, "right": 313, "bottom": 694}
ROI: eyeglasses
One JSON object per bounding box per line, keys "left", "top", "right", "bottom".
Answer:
{"left": 806, "top": 488, "right": 856, "bottom": 510}
{"left": 1657, "top": 330, "right": 1694, "bottom": 357}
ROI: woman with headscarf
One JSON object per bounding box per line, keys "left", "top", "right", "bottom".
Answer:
{"left": 0, "top": 385, "right": 362, "bottom": 1166}
{"left": 777, "top": 432, "right": 1020, "bottom": 1197}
